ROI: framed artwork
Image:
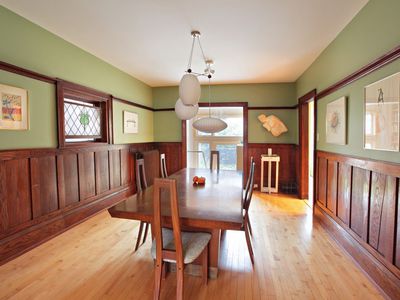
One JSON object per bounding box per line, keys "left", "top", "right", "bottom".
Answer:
{"left": 364, "top": 72, "right": 400, "bottom": 152}
{"left": 0, "top": 84, "right": 28, "bottom": 130}
{"left": 123, "top": 110, "right": 138, "bottom": 133}
{"left": 326, "top": 96, "right": 346, "bottom": 145}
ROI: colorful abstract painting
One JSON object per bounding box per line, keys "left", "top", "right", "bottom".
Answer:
{"left": 0, "top": 84, "right": 28, "bottom": 130}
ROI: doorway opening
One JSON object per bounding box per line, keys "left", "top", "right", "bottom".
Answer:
{"left": 298, "top": 90, "right": 316, "bottom": 206}
{"left": 187, "top": 106, "right": 244, "bottom": 171}
{"left": 307, "top": 101, "right": 315, "bottom": 207}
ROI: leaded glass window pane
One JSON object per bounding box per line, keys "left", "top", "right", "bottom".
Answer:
{"left": 64, "top": 98, "right": 101, "bottom": 139}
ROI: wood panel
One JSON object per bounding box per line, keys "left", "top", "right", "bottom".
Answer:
{"left": 0, "top": 159, "right": 31, "bottom": 230}
{"left": 78, "top": 152, "right": 96, "bottom": 200}
{"left": 369, "top": 174, "right": 396, "bottom": 262}
{"left": 120, "top": 149, "right": 131, "bottom": 186}
{"left": 315, "top": 150, "right": 400, "bottom": 298}
{"left": 95, "top": 151, "right": 110, "bottom": 195}
{"left": 31, "top": 156, "right": 58, "bottom": 216}
{"left": 109, "top": 150, "right": 121, "bottom": 189}
{"left": 62, "top": 154, "right": 80, "bottom": 206}
{"left": 247, "top": 143, "right": 297, "bottom": 191}
{"left": 326, "top": 160, "right": 338, "bottom": 213}
{"left": 397, "top": 185, "right": 400, "bottom": 269}
{"left": 337, "top": 163, "right": 352, "bottom": 225}
{"left": 0, "top": 143, "right": 153, "bottom": 265}
{"left": 350, "top": 167, "right": 370, "bottom": 241}
{"left": 317, "top": 157, "right": 327, "bottom": 206}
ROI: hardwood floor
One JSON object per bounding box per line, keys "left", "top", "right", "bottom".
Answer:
{"left": 0, "top": 192, "right": 383, "bottom": 300}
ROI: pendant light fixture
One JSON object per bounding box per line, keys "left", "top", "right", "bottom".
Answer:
{"left": 174, "top": 31, "right": 227, "bottom": 134}
{"left": 192, "top": 63, "right": 227, "bottom": 134}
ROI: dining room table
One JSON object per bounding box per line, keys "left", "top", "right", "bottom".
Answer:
{"left": 108, "top": 168, "right": 243, "bottom": 278}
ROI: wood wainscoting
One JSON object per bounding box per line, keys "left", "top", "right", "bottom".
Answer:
{"left": 0, "top": 142, "right": 158, "bottom": 265}
{"left": 155, "top": 142, "right": 183, "bottom": 176}
{"left": 315, "top": 150, "right": 400, "bottom": 299}
{"left": 247, "top": 143, "right": 298, "bottom": 192}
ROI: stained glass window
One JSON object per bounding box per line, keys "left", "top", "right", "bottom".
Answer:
{"left": 64, "top": 99, "right": 101, "bottom": 141}
{"left": 57, "top": 80, "right": 111, "bottom": 147}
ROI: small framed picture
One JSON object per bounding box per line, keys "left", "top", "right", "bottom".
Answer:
{"left": 326, "top": 96, "right": 346, "bottom": 145}
{"left": 123, "top": 111, "right": 138, "bottom": 134}
{"left": 0, "top": 83, "right": 29, "bottom": 130}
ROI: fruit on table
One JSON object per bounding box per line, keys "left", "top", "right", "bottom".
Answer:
{"left": 193, "top": 176, "right": 206, "bottom": 185}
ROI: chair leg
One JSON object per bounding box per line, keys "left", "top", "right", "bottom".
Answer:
{"left": 135, "top": 221, "right": 145, "bottom": 251}
{"left": 202, "top": 245, "right": 209, "bottom": 285}
{"left": 154, "top": 261, "right": 163, "bottom": 300}
{"left": 247, "top": 215, "right": 253, "bottom": 237}
{"left": 244, "top": 222, "right": 254, "bottom": 265}
{"left": 142, "top": 222, "right": 150, "bottom": 244}
{"left": 176, "top": 264, "right": 184, "bottom": 300}
{"left": 161, "top": 262, "right": 168, "bottom": 280}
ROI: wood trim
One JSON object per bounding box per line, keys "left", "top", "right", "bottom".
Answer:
{"left": 56, "top": 80, "right": 113, "bottom": 148}
{"left": 154, "top": 104, "right": 298, "bottom": 111}
{"left": 248, "top": 105, "right": 298, "bottom": 110}
{"left": 297, "top": 90, "right": 317, "bottom": 199}
{"left": 315, "top": 204, "right": 400, "bottom": 299}
{"left": 113, "top": 97, "right": 154, "bottom": 112}
{"left": 317, "top": 150, "right": 400, "bottom": 178}
{"left": 0, "top": 60, "right": 57, "bottom": 84}
{"left": 154, "top": 108, "right": 174, "bottom": 112}
{"left": 316, "top": 44, "right": 400, "bottom": 100}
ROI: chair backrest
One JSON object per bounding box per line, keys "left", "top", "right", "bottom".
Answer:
{"left": 153, "top": 178, "right": 184, "bottom": 269}
{"left": 243, "top": 161, "right": 255, "bottom": 212}
{"left": 243, "top": 157, "right": 254, "bottom": 205}
{"left": 142, "top": 150, "right": 160, "bottom": 187}
{"left": 210, "top": 150, "right": 220, "bottom": 171}
{"left": 136, "top": 158, "right": 148, "bottom": 192}
{"left": 160, "top": 153, "right": 168, "bottom": 178}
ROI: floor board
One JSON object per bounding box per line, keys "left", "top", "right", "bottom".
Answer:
{"left": 0, "top": 192, "right": 383, "bottom": 299}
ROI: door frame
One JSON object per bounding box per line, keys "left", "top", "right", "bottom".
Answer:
{"left": 181, "top": 102, "right": 248, "bottom": 186}
{"left": 298, "top": 90, "right": 317, "bottom": 200}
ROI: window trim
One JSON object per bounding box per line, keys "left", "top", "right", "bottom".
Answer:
{"left": 56, "top": 80, "right": 113, "bottom": 148}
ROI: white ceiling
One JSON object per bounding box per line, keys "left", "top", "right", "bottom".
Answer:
{"left": 0, "top": 0, "right": 368, "bottom": 87}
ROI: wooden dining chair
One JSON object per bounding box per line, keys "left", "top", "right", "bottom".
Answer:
{"left": 243, "top": 156, "right": 255, "bottom": 236}
{"left": 152, "top": 178, "right": 211, "bottom": 300}
{"left": 210, "top": 150, "right": 220, "bottom": 171}
{"left": 160, "top": 153, "right": 168, "bottom": 178}
{"left": 135, "top": 158, "right": 150, "bottom": 251}
{"left": 242, "top": 160, "right": 255, "bottom": 265}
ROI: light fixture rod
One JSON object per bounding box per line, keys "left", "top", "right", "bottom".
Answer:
{"left": 186, "top": 35, "right": 196, "bottom": 71}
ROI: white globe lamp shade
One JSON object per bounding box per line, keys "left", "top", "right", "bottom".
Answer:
{"left": 192, "top": 117, "right": 227, "bottom": 133}
{"left": 179, "top": 74, "right": 201, "bottom": 105}
{"left": 174, "top": 99, "right": 199, "bottom": 120}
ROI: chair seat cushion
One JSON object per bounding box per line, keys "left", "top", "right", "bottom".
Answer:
{"left": 151, "top": 228, "right": 211, "bottom": 264}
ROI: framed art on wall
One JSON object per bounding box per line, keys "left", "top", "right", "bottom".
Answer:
{"left": 0, "top": 83, "right": 28, "bottom": 130}
{"left": 123, "top": 110, "right": 138, "bottom": 134}
{"left": 326, "top": 96, "right": 346, "bottom": 145}
{"left": 364, "top": 72, "right": 400, "bottom": 152}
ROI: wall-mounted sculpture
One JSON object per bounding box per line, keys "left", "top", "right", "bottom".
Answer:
{"left": 257, "top": 114, "right": 288, "bottom": 137}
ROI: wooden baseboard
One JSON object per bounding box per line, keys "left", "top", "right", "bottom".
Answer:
{"left": 314, "top": 204, "right": 400, "bottom": 299}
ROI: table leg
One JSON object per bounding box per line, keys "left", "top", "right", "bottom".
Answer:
{"left": 268, "top": 161, "right": 272, "bottom": 194}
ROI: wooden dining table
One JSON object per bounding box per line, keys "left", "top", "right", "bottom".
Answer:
{"left": 108, "top": 168, "right": 243, "bottom": 278}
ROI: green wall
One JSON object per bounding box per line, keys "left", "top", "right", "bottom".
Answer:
{"left": 296, "top": 0, "right": 400, "bottom": 163}
{"left": 0, "top": 6, "right": 153, "bottom": 149}
{"left": 153, "top": 83, "right": 298, "bottom": 143}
